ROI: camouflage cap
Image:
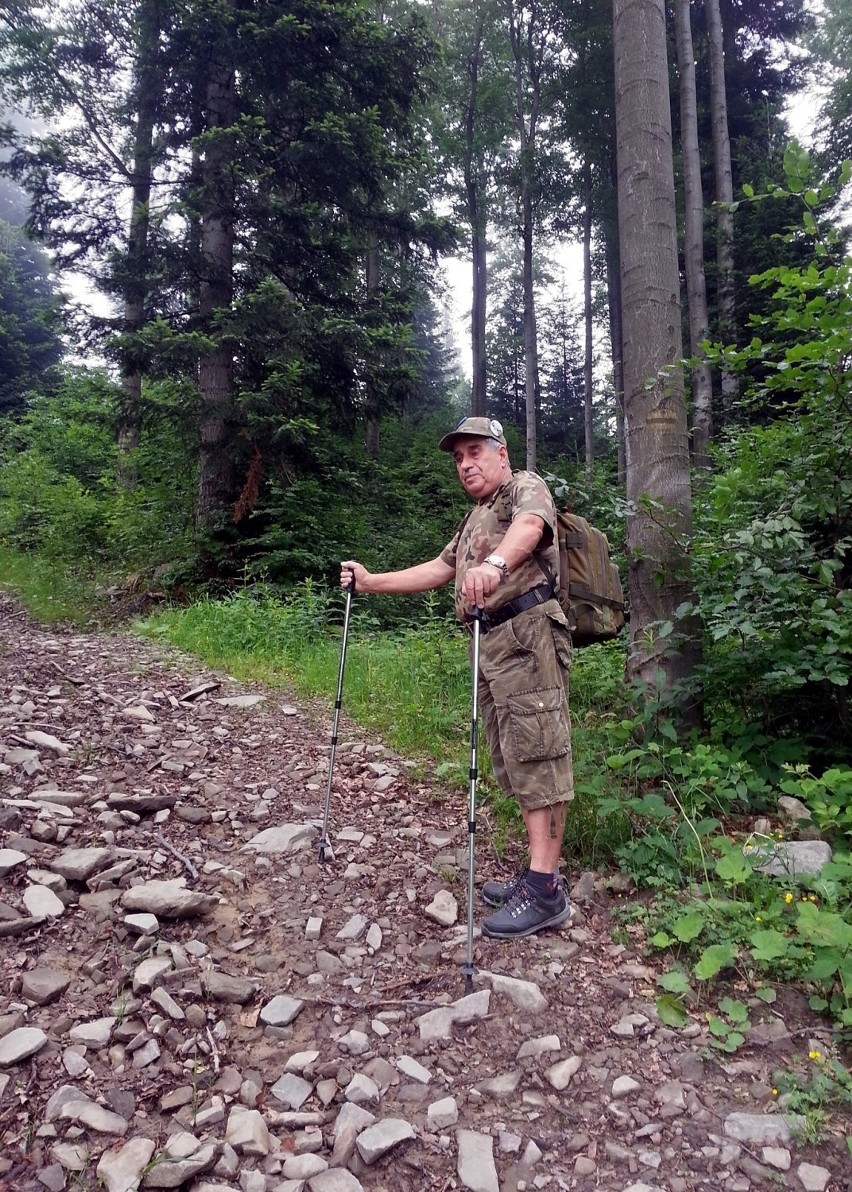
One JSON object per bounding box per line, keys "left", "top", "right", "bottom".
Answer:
{"left": 439, "top": 416, "right": 507, "bottom": 452}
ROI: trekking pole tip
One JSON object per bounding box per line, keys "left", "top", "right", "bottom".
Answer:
{"left": 462, "top": 963, "right": 475, "bottom": 996}
{"left": 318, "top": 840, "right": 335, "bottom": 864}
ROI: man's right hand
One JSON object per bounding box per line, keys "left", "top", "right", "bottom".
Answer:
{"left": 340, "top": 561, "right": 369, "bottom": 592}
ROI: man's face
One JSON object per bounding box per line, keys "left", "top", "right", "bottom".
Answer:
{"left": 452, "top": 436, "right": 508, "bottom": 500}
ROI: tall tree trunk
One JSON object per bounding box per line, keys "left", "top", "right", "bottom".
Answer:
{"left": 118, "top": 0, "right": 164, "bottom": 488}
{"left": 464, "top": 10, "right": 488, "bottom": 416}
{"left": 365, "top": 234, "right": 381, "bottom": 458}
{"left": 706, "top": 0, "right": 738, "bottom": 415}
{"left": 606, "top": 251, "right": 626, "bottom": 485}
{"left": 582, "top": 157, "right": 594, "bottom": 486}
{"left": 613, "top": 0, "right": 701, "bottom": 714}
{"left": 674, "top": 0, "right": 713, "bottom": 467}
{"left": 507, "top": 0, "right": 542, "bottom": 471}
{"left": 196, "top": 10, "right": 237, "bottom": 533}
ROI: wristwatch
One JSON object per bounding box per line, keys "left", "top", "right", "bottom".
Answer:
{"left": 484, "top": 553, "right": 509, "bottom": 581}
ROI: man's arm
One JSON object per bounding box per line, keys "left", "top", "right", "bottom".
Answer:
{"left": 340, "top": 556, "right": 455, "bottom": 595}
{"left": 460, "top": 512, "right": 545, "bottom": 609}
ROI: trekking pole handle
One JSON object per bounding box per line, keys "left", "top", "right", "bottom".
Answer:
{"left": 344, "top": 568, "right": 356, "bottom": 594}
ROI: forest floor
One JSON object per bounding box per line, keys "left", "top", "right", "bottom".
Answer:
{"left": 0, "top": 591, "right": 849, "bottom": 1192}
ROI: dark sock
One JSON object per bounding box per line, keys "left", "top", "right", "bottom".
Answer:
{"left": 526, "top": 868, "right": 558, "bottom": 898}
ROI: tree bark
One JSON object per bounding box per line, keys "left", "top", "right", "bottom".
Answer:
{"left": 117, "top": 0, "right": 164, "bottom": 488}
{"left": 706, "top": 0, "right": 738, "bottom": 414}
{"left": 613, "top": 0, "right": 701, "bottom": 714}
{"left": 506, "top": 0, "right": 542, "bottom": 472}
{"left": 582, "top": 157, "right": 594, "bottom": 486}
{"left": 365, "top": 234, "right": 381, "bottom": 458}
{"left": 196, "top": 8, "right": 237, "bottom": 534}
{"left": 674, "top": 0, "right": 713, "bottom": 467}
{"left": 464, "top": 9, "right": 488, "bottom": 417}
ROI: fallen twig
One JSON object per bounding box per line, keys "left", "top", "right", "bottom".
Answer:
{"left": 152, "top": 831, "right": 199, "bottom": 880}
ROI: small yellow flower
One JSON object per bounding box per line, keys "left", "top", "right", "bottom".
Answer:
{"left": 784, "top": 892, "right": 794, "bottom": 904}
{"left": 808, "top": 1049, "right": 823, "bottom": 1062}
{"left": 771, "top": 1088, "right": 778, "bottom": 1096}
{"left": 755, "top": 915, "right": 762, "bottom": 922}
{"left": 808, "top": 894, "right": 817, "bottom": 902}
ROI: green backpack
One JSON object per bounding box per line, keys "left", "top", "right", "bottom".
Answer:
{"left": 540, "top": 511, "right": 626, "bottom": 647}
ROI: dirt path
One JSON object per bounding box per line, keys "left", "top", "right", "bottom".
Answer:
{"left": 0, "top": 593, "right": 847, "bottom": 1192}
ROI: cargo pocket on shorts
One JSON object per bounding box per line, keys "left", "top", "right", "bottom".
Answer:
{"left": 545, "top": 608, "right": 573, "bottom": 671}
{"left": 507, "top": 687, "right": 570, "bottom": 763}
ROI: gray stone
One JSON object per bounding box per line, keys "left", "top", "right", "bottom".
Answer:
{"left": 21, "top": 967, "right": 72, "bottom": 1005}
{"left": 49, "top": 1143, "right": 89, "bottom": 1172}
{"left": 49, "top": 847, "right": 116, "bottom": 881}
{"left": 750, "top": 840, "right": 832, "bottom": 878}
{"left": 456, "top": 1129, "right": 499, "bottom": 1192}
{"left": 260, "top": 995, "right": 304, "bottom": 1026}
{"left": 25, "top": 729, "right": 69, "bottom": 754}
{"left": 23, "top": 884, "right": 65, "bottom": 918}
{"left": 344, "top": 1074, "right": 380, "bottom": 1105}
{"left": 69, "top": 1016, "right": 116, "bottom": 1050}
{"left": 0, "top": 1027, "right": 48, "bottom": 1066}
{"left": 333, "top": 1103, "right": 376, "bottom": 1140}
{"left": 517, "top": 1034, "right": 560, "bottom": 1059}
{"left": 396, "top": 1055, "right": 431, "bottom": 1084}
{"left": 225, "top": 1107, "right": 270, "bottom": 1156}
{"left": 415, "top": 990, "right": 490, "bottom": 1041}
{"left": 122, "top": 705, "right": 156, "bottom": 721}
{"left": 777, "top": 795, "right": 812, "bottom": 824}
{"left": 427, "top": 1096, "right": 458, "bottom": 1130}
{"left": 356, "top": 1118, "right": 415, "bottom": 1165}
{"left": 612, "top": 1075, "right": 642, "bottom": 1098}
{"left": 125, "top": 913, "right": 159, "bottom": 936}
{"left": 797, "top": 1163, "right": 831, "bottom": 1191}
{"left": 336, "top": 914, "right": 368, "bottom": 941}
{"left": 424, "top": 889, "right": 458, "bottom": 926}
{"left": 338, "top": 1029, "right": 370, "bottom": 1056}
{"left": 97, "top": 1138, "right": 157, "bottom": 1192}
{"left": 45, "top": 1085, "right": 91, "bottom": 1122}
{"left": 308, "top": 1171, "right": 365, "bottom": 1192}
{"left": 270, "top": 1072, "right": 313, "bottom": 1110}
{"left": 140, "top": 1144, "right": 216, "bottom": 1187}
{"left": 283, "top": 1154, "right": 328, "bottom": 1180}
{"left": 214, "top": 693, "right": 265, "bottom": 707}
{"left": 59, "top": 1100, "right": 129, "bottom": 1135}
{"left": 761, "top": 1147, "right": 791, "bottom": 1171}
{"left": 723, "top": 1113, "right": 796, "bottom": 1145}
{"left": 242, "top": 823, "right": 317, "bottom": 854}
{"left": 0, "top": 848, "right": 28, "bottom": 875}
{"left": 120, "top": 880, "right": 216, "bottom": 918}
{"left": 133, "top": 955, "right": 173, "bottom": 993}
{"left": 285, "top": 1050, "right": 320, "bottom": 1073}
{"left": 545, "top": 1055, "right": 582, "bottom": 1091}
{"left": 480, "top": 971, "right": 547, "bottom": 1013}
{"left": 204, "top": 971, "right": 257, "bottom": 1004}
{"left": 36, "top": 1162, "right": 65, "bottom": 1191}
{"left": 475, "top": 1071, "right": 521, "bottom": 1097}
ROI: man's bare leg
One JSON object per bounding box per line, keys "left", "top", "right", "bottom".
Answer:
{"left": 522, "top": 803, "right": 567, "bottom": 876}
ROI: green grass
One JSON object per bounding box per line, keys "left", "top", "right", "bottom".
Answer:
{"left": 137, "top": 584, "right": 631, "bottom": 864}
{"left": 0, "top": 544, "right": 98, "bottom": 623}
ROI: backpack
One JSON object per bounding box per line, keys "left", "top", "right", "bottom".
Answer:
{"left": 544, "top": 511, "right": 626, "bottom": 647}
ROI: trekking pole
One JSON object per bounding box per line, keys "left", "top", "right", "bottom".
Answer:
{"left": 463, "top": 606, "right": 483, "bottom": 995}
{"left": 318, "top": 569, "right": 356, "bottom": 864}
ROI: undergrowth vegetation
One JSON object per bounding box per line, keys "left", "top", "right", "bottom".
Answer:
{"left": 0, "top": 152, "right": 850, "bottom": 1102}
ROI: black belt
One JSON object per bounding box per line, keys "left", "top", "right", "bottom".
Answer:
{"left": 473, "top": 583, "right": 554, "bottom": 635}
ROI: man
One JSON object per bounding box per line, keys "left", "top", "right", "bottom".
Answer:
{"left": 340, "top": 415, "right": 574, "bottom": 939}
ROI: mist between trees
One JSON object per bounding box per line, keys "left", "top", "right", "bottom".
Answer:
{"left": 0, "top": 0, "right": 849, "bottom": 768}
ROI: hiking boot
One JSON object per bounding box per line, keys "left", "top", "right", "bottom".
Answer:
{"left": 481, "top": 880, "right": 572, "bottom": 939}
{"left": 481, "top": 867, "right": 528, "bottom": 909}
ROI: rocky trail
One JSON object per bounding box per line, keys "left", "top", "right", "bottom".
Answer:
{"left": 0, "top": 592, "right": 848, "bottom": 1192}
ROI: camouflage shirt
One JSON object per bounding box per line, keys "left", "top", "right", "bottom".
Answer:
{"left": 440, "top": 470, "right": 560, "bottom": 622}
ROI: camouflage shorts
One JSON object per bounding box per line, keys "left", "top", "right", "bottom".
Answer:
{"left": 473, "top": 599, "right": 574, "bottom": 812}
